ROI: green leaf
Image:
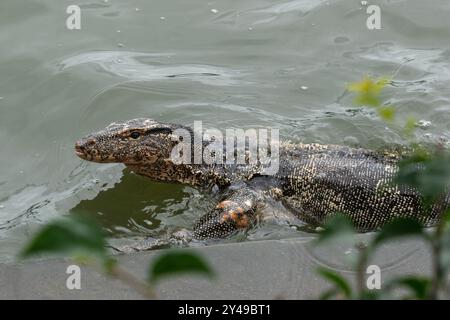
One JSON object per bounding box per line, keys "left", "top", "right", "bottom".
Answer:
{"left": 316, "top": 214, "right": 355, "bottom": 245}
{"left": 385, "top": 276, "right": 431, "bottom": 300}
{"left": 317, "top": 267, "right": 352, "bottom": 299}
{"left": 440, "top": 209, "right": 450, "bottom": 270}
{"left": 396, "top": 151, "right": 450, "bottom": 206}
{"left": 319, "top": 288, "right": 339, "bottom": 300}
{"left": 348, "top": 77, "right": 389, "bottom": 95}
{"left": 348, "top": 76, "right": 390, "bottom": 108}
{"left": 372, "top": 218, "right": 425, "bottom": 249}
{"left": 149, "top": 251, "right": 214, "bottom": 283}
{"left": 359, "top": 290, "right": 381, "bottom": 300}
{"left": 20, "top": 215, "right": 107, "bottom": 260}
{"left": 355, "top": 94, "right": 380, "bottom": 107}
{"left": 403, "top": 116, "right": 417, "bottom": 136}
{"left": 443, "top": 209, "right": 450, "bottom": 231}
{"left": 377, "top": 105, "right": 396, "bottom": 122}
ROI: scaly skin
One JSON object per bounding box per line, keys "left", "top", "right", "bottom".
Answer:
{"left": 75, "top": 118, "right": 449, "bottom": 239}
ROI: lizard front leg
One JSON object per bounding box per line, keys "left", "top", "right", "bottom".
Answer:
{"left": 193, "top": 187, "right": 262, "bottom": 239}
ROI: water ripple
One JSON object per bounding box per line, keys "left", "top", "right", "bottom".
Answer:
{"left": 57, "top": 51, "right": 243, "bottom": 86}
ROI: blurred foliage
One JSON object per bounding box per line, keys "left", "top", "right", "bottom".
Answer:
{"left": 314, "top": 215, "right": 355, "bottom": 245}
{"left": 348, "top": 76, "right": 389, "bottom": 108}
{"left": 21, "top": 216, "right": 107, "bottom": 261}
{"left": 316, "top": 215, "right": 431, "bottom": 299}
{"left": 316, "top": 76, "right": 450, "bottom": 300}
{"left": 384, "top": 276, "right": 431, "bottom": 300}
{"left": 371, "top": 217, "right": 426, "bottom": 248}
{"left": 149, "top": 251, "right": 214, "bottom": 283}
{"left": 317, "top": 267, "right": 353, "bottom": 300}
{"left": 396, "top": 151, "right": 450, "bottom": 206}
{"left": 20, "top": 215, "right": 213, "bottom": 299}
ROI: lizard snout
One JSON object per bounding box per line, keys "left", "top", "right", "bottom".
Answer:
{"left": 75, "top": 137, "right": 96, "bottom": 159}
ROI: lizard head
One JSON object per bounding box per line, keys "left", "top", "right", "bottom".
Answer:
{"left": 75, "top": 118, "right": 179, "bottom": 165}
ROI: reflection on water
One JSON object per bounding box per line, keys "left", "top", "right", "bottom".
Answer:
{"left": 70, "top": 172, "right": 199, "bottom": 236}
{"left": 0, "top": 0, "right": 450, "bottom": 267}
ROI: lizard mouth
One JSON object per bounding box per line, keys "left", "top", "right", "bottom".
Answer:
{"left": 74, "top": 145, "right": 89, "bottom": 160}
{"left": 74, "top": 145, "right": 118, "bottom": 163}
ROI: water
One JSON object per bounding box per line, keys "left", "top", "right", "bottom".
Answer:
{"left": 1, "top": 0, "right": 450, "bottom": 265}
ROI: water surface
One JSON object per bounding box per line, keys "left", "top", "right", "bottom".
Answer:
{"left": 1, "top": 0, "right": 450, "bottom": 268}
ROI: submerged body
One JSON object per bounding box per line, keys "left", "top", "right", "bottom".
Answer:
{"left": 75, "top": 118, "right": 448, "bottom": 239}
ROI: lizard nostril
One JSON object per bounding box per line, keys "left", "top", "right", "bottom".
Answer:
{"left": 86, "top": 138, "right": 96, "bottom": 146}
{"left": 75, "top": 138, "right": 96, "bottom": 153}
{"left": 75, "top": 141, "right": 85, "bottom": 151}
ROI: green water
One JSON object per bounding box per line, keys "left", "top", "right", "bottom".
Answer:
{"left": 1, "top": 0, "right": 450, "bottom": 263}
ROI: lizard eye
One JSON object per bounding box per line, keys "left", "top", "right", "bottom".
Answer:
{"left": 130, "top": 131, "right": 141, "bottom": 139}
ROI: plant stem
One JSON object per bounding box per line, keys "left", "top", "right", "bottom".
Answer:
{"left": 356, "top": 246, "right": 369, "bottom": 298}
{"left": 429, "top": 219, "right": 445, "bottom": 300}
